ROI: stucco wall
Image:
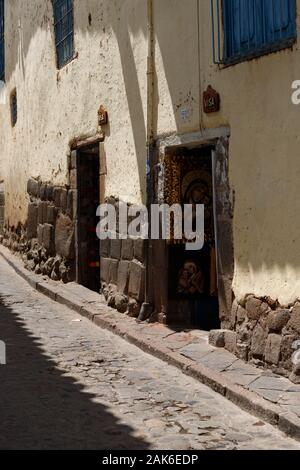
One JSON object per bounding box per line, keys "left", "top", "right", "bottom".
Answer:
{"left": 0, "top": 0, "right": 148, "bottom": 227}
{"left": 153, "top": 0, "right": 300, "bottom": 306}
{"left": 1, "top": 0, "right": 300, "bottom": 306}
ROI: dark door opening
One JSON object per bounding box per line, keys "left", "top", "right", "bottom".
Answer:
{"left": 167, "top": 147, "right": 220, "bottom": 331}
{"left": 77, "top": 145, "right": 100, "bottom": 292}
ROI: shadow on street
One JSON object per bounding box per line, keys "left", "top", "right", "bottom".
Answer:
{"left": 0, "top": 296, "right": 149, "bottom": 450}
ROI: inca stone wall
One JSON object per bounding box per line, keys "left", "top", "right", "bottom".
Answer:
{"left": 0, "top": 177, "right": 76, "bottom": 283}
{"left": 210, "top": 295, "right": 300, "bottom": 384}
{"left": 100, "top": 198, "right": 146, "bottom": 319}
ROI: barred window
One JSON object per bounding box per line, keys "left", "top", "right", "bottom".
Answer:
{"left": 52, "top": 0, "right": 74, "bottom": 69}
{"left": 0, "top": 0, "right": 4, "bottom": 81}
{"left": 10, "top": 89, "right": 17, "bottom": 127}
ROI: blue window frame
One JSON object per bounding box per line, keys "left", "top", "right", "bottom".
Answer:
{"left": 212, "top": 0, "right": 297, "bottom": 64}
{"left": 0, "top": 0, "right": 4, "bottom": 81}
{"left": 52, "top": 0, "right": 74, "bottom": 68}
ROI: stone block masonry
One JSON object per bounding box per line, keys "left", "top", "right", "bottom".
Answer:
{"left": 0, "top": 182, "right": 147, "bottom": 318}
{"left": 101, "top": 238, "right": 146, "bottom": 317}
{"left": 100, "top": 198, "right": 146, "bottom": 318}
{"left": 210, "top": 295, "right": 300, "bottom": 384}
{"left": 0, "top": 177, "right": 76, "bottom": 284}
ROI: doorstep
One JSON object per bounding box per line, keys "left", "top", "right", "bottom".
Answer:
{"left": 1, "top": 244, "right": 300, "bottom": 441}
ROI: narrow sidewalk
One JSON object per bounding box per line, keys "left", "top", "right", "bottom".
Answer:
{"left": 1, "top": 244, "right": 300, "bottom": 441}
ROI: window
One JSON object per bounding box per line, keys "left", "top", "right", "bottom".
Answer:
{"left": 211, "top": 0, "right": 297, "bottom": 64}
{"left": 0, "top": 0, "right": 4, "bottom": 81}
{"left": 10, "top": 89, "right": 17, "bottom": 127}
{"left": 52, "top": 0, "right": 74, "bottom": 68}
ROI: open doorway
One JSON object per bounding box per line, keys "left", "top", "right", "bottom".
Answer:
{"left": 77, "top": 145, "right": 100, "bottom": 292}
{"left": 167, "top": 146, "right": 220, "bottom": 331}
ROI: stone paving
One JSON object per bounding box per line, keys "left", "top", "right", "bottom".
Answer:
{"left": 1, "top": 258, "right": 300, "bottom": 449}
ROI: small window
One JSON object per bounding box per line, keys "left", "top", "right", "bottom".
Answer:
{"left": 0, "top": 0, "right": 4, "bottom": 81}
{"left": 211, "top": 0, "right": 297, "bottom": 64}
{"left": 10, "top": 89, "right": 17, "bottom": 127}
{"left": 52, "top": 0, "right": 74, "bottom": 69}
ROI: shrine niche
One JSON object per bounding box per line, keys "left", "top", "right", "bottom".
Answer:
{"left": 164, "top": 150, "right": 219, "bottom": 330}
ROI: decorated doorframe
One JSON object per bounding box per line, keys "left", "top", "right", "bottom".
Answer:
{"left": 152, "top": 132, "right": 234, "bottom": 328}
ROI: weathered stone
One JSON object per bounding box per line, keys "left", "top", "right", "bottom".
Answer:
{"left": 100, "top": 257, "right": 110, "bottom": 284}
{"left": 289, "top": 371, "right": 300, "bottom": 384}
{"left": 292, "top": 361, "right": 300, "bottom": 377}
{"left": 70, "top": 169, "right": 77, "bottom": 189}
{"left": 224, "top": 330, "right": 237, "bottom": 354}
{"left": 37, "top": 224, "right": 44, "bottom": 246}
{"left": 11, "top": 241, "right": 19, "bottom": 252}
{"left": 46, "top": 184, "right": 54, "bottom": 202}
{"left": 55, "top": 214, "right": 75, "bottom": 259}
{"left": 208, "top": 329, "right": 226, "bottom": 348}
{"left": 67, "top": 189, "right": 77, "bottom": 219}
{"left": 101, "top": 282, "right": 109, "bottom": 300}
{"left": 59, "top": 262, "right": 69, "bottom": 284}
{"left": 35, "top": 264, "right": 42, "bottom": 275}
{"left": 264, "top": 296, "right": 279, "bottom": 310}
{"left": 43, "top": 257, "right": 55, "bottom": 276}
{"left": 107, "top": 295, "right": 116, "bottom": 308}
{"left": 121, "top": 239, "right": 133, "bottom": 260}
{"left": 53, "top": 187, "right": 62, "bottom": 208}
{"left": 246, "top": 296, "right": 263, "bottom": 321}
{"left": 51, "top": 269, "right": 60, "bottom": 281}
{"left": 117, "top": 260, "right": 130, "bottom": 294}
{"left": 288, "top": 304, "right": 300, "bottom": 335}
{"left": 27, "top": 203, "right": 38, "bottom": 239}
{"left": 236, "top": 322, "right": 251, "bottom": 344}
{"left": 109, "top": 259, "right": 119, "bottom": 285}
{"left": 42, "top": 224, "right": 54, "bottom": 253}
{"left": 25, "top": 259, "right": 36, "bottom": 271}
{"left": 114, "top": 294, "right": 128, "bottom": 313}
{"left": 27, "top": 178, "right": 39, "bottom": 197}
{"left": 264, "top": 334, "right": 282, "bottom": 365}
{"left": 134, "top": 238, "right": 145, "bottom": 263}
{"left": 40, "top": 247, "right": 48, "bottom": 261}
{"left": 70, "top": 150, "right": 77, "bottom": 170}
{"left": 39, "top": 183, "right": 47, "bottom": 201}
{"left": 128, "top": 261, "right": 145, "bottom": 302}
{"left": 267, "top": 309, "right": 290, "bottom": 333}
{"left": 110, "top": 239, "right": 121, "bottom": 260}
{"left": 236, "top": 342, "right": 249, "bottom": 361}
{"left": 250, "top": 324, "right": 266, "bottom": 358}
{"left": 280, "top": 335, "right": 298, "bottom": 370}
{"left": 230, "top": 300, "right": 238, "bottom": 329}
{"left": 259, "top": 312, "right": 269, "bottom": 331}
{"left": 53, "top": 255, "right": 62, "bottom": 272}
{"left": 60, "top": 189, "right": 68, "bottom": 212}
{"left": 236, "top": 305, "right": 247, "bottom": 324}
{"left": 37, "top": 201, "right": 47, "bottom": 225}
{"left": 46, "top": 205, "right": 57, "bottom": 225}
{"left": 100, "top": 238, "right": 110, "bottom": 257}
{"left": 127, "top": 298, "right": 140, "bottom": 318}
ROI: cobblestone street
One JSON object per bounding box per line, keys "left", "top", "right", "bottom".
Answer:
{"left": 0, "top": 259, "right": 299, "bottom": 450}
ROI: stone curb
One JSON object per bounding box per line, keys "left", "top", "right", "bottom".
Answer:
{"left": 1, "top": 245, "right": 300, "bottom": 441}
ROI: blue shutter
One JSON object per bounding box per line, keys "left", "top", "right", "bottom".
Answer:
{"left": 223, "top": 0, "right": 296, "bottom": 61}
{"left": 0, "top": 0, "right": 4, "bottom": 81}
{"left": 264, "top": 0, "right": 296, "bottom": 44}
{"left": 224, "top": 0, "right": 263, "bottom": 58}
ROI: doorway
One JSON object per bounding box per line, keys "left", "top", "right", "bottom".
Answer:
{"left": 77, "top": 145, "right": 100, "bottom": 292}
{"left": 167, "top": 146, "right": 220, "bottom": 330}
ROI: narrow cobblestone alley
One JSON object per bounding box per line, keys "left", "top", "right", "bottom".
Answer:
{"left": 0, "top": 258, "right": 299, "bottom": 450}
